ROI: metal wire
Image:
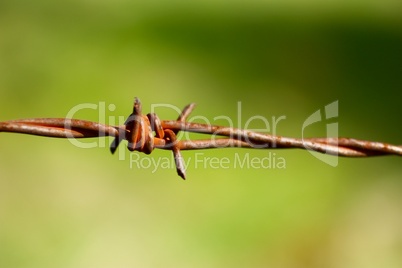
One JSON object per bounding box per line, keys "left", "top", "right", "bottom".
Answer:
{"left": 1, "top": 98, "right": 401, "bottom": 179}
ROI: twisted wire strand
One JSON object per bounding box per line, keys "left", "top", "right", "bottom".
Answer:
{"left": 1, "top": 98, "right": 401, "bottom": 179}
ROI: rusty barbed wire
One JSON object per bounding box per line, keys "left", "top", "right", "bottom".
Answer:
{"left": 1, "top": 97, "right": 401, "bottom": 179}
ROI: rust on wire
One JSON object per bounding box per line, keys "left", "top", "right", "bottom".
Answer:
{"left": 1, "top": 98, "right": 401, "bottom": 179}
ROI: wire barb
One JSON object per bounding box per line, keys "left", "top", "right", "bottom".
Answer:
{"left": 1, "top": 98, "right": 401, "bottom": 179}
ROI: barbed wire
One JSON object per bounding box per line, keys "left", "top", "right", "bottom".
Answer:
{"left": 1, "top": 98, "right": 401, "bottom": 179}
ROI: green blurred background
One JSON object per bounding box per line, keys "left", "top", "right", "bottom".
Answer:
{"left": 1, "top": 1, "right": 401, "bottom": 267}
